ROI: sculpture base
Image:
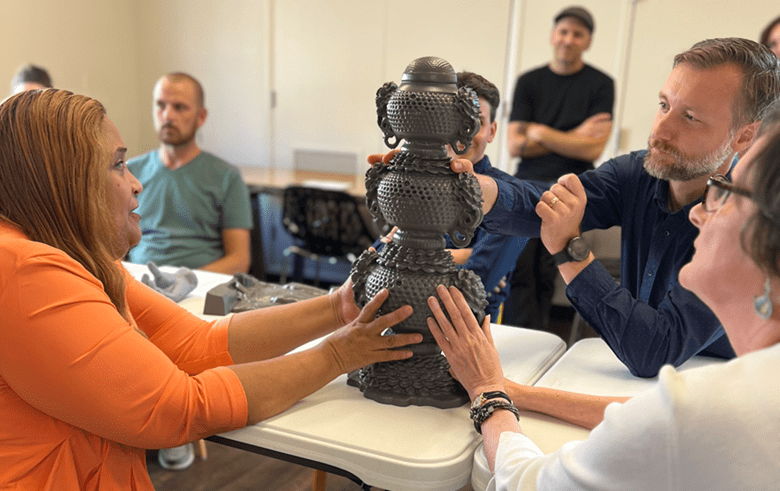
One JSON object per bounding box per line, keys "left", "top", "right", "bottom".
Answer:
{"left": 347, "top": 353, "right": 468, "bottom": 409}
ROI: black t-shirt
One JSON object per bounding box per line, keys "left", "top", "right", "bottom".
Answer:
{"left": 510, "top": 64, "right": 614, "bottom": 181}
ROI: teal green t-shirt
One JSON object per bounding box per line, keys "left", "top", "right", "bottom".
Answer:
{"left": 127, "top": 150, "right": 252, "bottom": 269}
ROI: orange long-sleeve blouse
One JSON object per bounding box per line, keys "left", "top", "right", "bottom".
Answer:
{"left": 0, "top": 222, "right": 248, "bottom": 490}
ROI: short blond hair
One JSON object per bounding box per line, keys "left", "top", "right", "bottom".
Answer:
{"left": 161, "top": 72, "right": 205, "bottom": 107}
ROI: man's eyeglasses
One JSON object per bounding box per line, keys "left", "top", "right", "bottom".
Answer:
{"left": 703, "top": 174, "right": 753, "bottom": 212}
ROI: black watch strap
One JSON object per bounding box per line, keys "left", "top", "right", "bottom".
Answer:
{"left": 553, "top": 248, "right": 573, "bottom": 266}
{"left": 553, "top": 236, "right": 590, "bottom": 265}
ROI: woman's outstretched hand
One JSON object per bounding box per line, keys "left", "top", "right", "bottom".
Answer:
{"left": 427, "top": 285, "right": 505, "bottom": 400}
{"left": 324, "top": 289, "right": 420, "bottom": 374}
{"left": 329, "top": 277, "right": 361, "bottom": 326}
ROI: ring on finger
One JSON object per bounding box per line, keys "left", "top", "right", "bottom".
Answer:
{"left": 549, "top": 196, "right": 560, "bottom": 208}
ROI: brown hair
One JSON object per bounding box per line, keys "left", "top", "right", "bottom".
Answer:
{"left": 745, "top": 125, "right": 780, "bottom": 280}
{"left": 674, "top": 38, "right": 780, "bottom": 128}
{"left": 0, "top": 89, "right": 127, "bottom": 316}
{"left": 456, "top": 71, "right": 500, "bottom": 123}
{"left": 759, "top": 16, "right": 780, "bottom": 48}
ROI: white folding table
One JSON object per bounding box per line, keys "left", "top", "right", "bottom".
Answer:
{"left": 123, "top": 262, "right": 567, "bottom": 490}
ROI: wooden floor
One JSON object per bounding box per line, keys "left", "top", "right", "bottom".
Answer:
{"left": 147, "top": 442, "right": 352, "bottom": 491}
{"left": 147, "top": 441, "right": 474, "bottom": 490}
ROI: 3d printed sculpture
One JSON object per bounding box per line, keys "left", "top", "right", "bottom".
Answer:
{"left": 204, "top": 274, "right": 328, "bottom": 316}
{"left": 349, "top": 56, "right": 488, "bottom": 408}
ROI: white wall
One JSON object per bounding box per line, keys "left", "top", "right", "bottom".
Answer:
{"left": 0, "top": 0, "right": 143, "bottom": 156}
{"left": 134, "top": 0, "right": 273, "bottom": 166}
{"left": 2, "top": 0, "right": 778, "bottom": 174}
{"left": 272, "top": 1, "right": 386, "bottom": 173}
{"left": 272, "top": 0, "right": 511, "bottom": 173}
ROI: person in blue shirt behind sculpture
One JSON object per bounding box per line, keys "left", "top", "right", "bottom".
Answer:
{"left": 435, "top": 38, "right": 780, "bottom": 377}
{"left": 446, "top": 71, "right": 527, "bottom": 320}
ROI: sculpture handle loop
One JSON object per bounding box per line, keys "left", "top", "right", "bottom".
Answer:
{"left": 376, "top": 82, "right": 400, "bottom": 149}
{"left": 451, "top": 85, "right": 481, "bottom": 155}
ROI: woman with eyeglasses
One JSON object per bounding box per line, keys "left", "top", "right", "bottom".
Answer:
{"left": 427, "top": 102, "right": 780, "bottom": 489}
{"left": 0, "top": 89, "right": 422, "bottom": 490}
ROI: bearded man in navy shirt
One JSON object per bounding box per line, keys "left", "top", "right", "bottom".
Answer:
{"left": 450, "top": 38, "right": 780, "bottom": 377}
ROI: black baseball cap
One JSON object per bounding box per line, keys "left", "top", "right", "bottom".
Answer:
{"left": 554, "top": 6, "right": 594, "bottom": 34}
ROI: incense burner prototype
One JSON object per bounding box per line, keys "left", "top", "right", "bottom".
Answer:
{"left": 349, "top": 56, "right": 488, "bottom": 408}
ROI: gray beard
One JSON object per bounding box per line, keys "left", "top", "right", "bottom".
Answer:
{"left": 643, "top": 139, "right": 733, "bottom": 182}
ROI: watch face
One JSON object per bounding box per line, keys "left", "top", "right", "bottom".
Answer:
{"left": 568, "top": 236, "right": 590, "bottom": 261}
{"left": 471, "top": 395, "right": 485, "bottom": 409}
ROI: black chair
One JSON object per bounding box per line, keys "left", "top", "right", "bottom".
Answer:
{"left": 280, "top": 185, "right": 377, "bottom": 286}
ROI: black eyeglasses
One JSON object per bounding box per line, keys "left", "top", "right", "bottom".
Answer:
{"left": 703, "top": 174, "right": 753, "bottom": 212}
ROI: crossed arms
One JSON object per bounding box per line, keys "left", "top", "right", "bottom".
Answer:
{"left": 508, "top": 112, "right": 613, "bottom": 163}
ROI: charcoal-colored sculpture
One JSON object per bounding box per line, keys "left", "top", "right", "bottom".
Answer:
{"left": 349, "top": 56, "right": 488, "bottom": 408}
{"left": 204, "top": 273, "right": 328, "bottom": 316}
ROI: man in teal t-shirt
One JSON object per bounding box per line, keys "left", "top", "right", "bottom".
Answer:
{"left": 127, "top": 72, "right": 252, "bottom": 274}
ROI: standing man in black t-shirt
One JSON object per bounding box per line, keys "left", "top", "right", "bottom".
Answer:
{"left": 503, "top": 6, "right": 615, "bottom": 330}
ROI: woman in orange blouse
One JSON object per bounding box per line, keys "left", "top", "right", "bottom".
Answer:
{"left": 0, "top": 89, "right": 421, "bottom": 490}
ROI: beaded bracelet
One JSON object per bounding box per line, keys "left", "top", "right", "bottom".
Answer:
{"left": 469, "top": 399, "right": 520, "bottom": 434}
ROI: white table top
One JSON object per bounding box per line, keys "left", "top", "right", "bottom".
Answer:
{"left": 536, "top": 337, "right": 724, "bottom": 395}
{"left": 517, "top": 338, "right": 727, "bottom": 454}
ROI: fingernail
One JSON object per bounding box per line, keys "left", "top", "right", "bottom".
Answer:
{"left": 451, "top": 161, "right": 463, "bottom": 171}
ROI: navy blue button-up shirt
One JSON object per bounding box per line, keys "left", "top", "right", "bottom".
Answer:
{"left": 482, "top": 150, "right": 734, "bottom": 377}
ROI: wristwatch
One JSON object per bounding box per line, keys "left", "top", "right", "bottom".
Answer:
{"left": 470, "top": 391, "right": 512, "bottom": 410}
{"left": 553, "top": 236, "right": 590, "bottom": 266}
